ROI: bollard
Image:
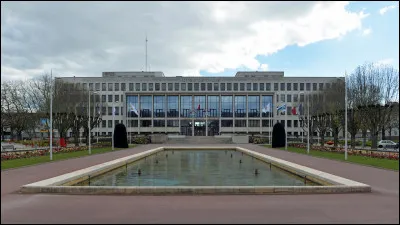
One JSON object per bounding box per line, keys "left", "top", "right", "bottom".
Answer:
{"left": 88, "top": 175, "right": 91, "bottom": 186}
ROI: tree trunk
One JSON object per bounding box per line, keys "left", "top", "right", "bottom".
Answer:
{"left": 320, "top": 133, "right": 325, "bottom": 146}
{"left": 333, "top": 127, "right": 339, "bottom": 147}
{"left": 84, "top": 127, "right": 89, "bottom": 146}
{"left": 362, "top": 129, "right": 367, "bottom": 147}
{"left": 350, "top": 135, "right": 356, "bottom": 149}
{"left": 381, "top": 127, "right": 385, "bottom": 140}
{"left": 371, "top": 130, "right": 378, "bottom": 149}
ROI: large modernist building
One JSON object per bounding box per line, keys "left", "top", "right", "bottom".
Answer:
{"left": 59, "top": 71, "right": 343, "bottom": 138}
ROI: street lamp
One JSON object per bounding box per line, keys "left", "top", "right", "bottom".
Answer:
{"left": 112, "top": 100, "right": 119, "bottom": 151}
{"left": 50, "top": 69, "right": 53, "bottom": 160}
{"left": 88, "top": 91, "right": 98, "bottom": 155}
{"left": 344, "top": 75, "right": 348, "bottom": 160}
{"left": 299, "top": 91, "right": 310, "bottom": 154}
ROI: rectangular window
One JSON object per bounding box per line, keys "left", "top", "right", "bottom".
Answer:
{"left": 306, "top": 83, "right": 311, "bottom": 91}
{"left": 227, "top": 83, "right": 232, "bottom": 91}
{"left": 221, "top": 120, "right": 233, "bottom": 127}
{"left": 83, "top": 83, "right": 88, "bottom": 90}
{"left": 287, "top": 83, "right": 291, "bottom": 91}
{"left": 294, "top": 83, "right": 298, "bottom": 91}
{"left": 287, "top": 120, "right": 292, "bottom": 127}
{"left": 287, "top": 106, "right": 292, "bottom": 115}
{"left": 319, "top": 83, "right": 324, "bottom": 90}
{"left": 115, "top": 95, "right": 119, "bottom": 102}
{"left": 108, "top": 107, "right": 112, "bottom": 115}
{"left": 149, "top": 83, "right": 153, "bottom": 91}
{"left": 135, "top": 83, "right": 140, "bottom": 91}
{"left": 259, "top": 83, "right": 264, "bottom": 91}
{"left": 220, "top": 83, "right": 225, "bottom": 91}
{"left": 280, "top": 94, "right": 285, "bottom": 102}
{"left": 121, "top": 83, "right": 126, "bottom": 91}
{"left": 108, "top": 95, "right": 112, "bottom": 102}
{"left": 214, "top": 83, "right": 219, "bottom": 91}
{"left": 240, "top": 83, "right": 245, "bottom": 91}
{"left": 266, "top": 83, "right": 271, "bottom": 91}
{"left": 115, "top": 83, "right": 119, "bottom": 91}
{"left": 162, "top": 83, "right": 166, "bottom": 91}
{"left": 247, "top": 83, "right": 251, "bottom": 91}
{"left": 300, "top": 94, "right": 304, "bottom": 102}
{"left": 181, "top": 83, "right": 186, "bottom": 91}
{"left": 89, "top": 83, "right": 93, "bottom": 91}
{"left": 194, "top": 83, "right": 199, "bottom": 91}
{"left": 108, "top": 83, "right": 113, "bottom": 91}
{"left": 287, "top": 94, "right": 292, "bottom": 102}
{"left": 201, "top": 83, "right": 205, "bottom": 91}
{"left": 233, "top": 83, "right": 238, "bottom": 91}
{"left": 153, "top": 120, "right": 165, "bottom": 127}
{"left": 95, "top": 83, "right": 100, "bottom": 91}
{"left": 274, "top": 83, "right": 278, "bottom": 91}
{"left": 108, "top": 120, "right": 112, "bottom": 128}
{"left": 293, "top": 94, "right": 298, "bottom": 102}
{"left": 115, "top": 107, "right": 119, "bottom": 115}
{"left": 167, "top": 120, "right": 179, "bottom": 127}
{"left": 294, "top": 120, "right": 298, "bottom": 128}
{"left": 168, "top": 83, "right": 173, "bottom": 91}
{"left": 253, "top": 83, "right": 258, "bottom": 91}
{"left": 155, "top": 83, "right": 160, "bottom": 91}
{"left": 207, "top": 83, "right": 212, "bottom": 91}
{"left": 313, "top": 83, "right": 317, "bottom": 91}
{"left": 174, "top": 83, "right": 179, "bottom": 91}
{"left": 280, "top": 83, "right": 285, "bottom": 91}
{"left": 142, "top": 83, "right": 147, "bottom": 91}
{"left": 249, "top": 120, "right": 260, "bottom": 127}
{"left": 102, "top": 83, "right": 106, "bottom": 91}
{"left": 326, "top": 83, "right": 330, "bottom": 89}
{"left": 235, "top": 120, "right": 246, "bottom": 127}
{"left": 102, "top": 95, "right": 106, "bottom": 102}
{"left": 300, "top": 83, "right": 304, "bottom": 91}
{"left": 102, "top": 120, "right": 106, "bottom": 128}
{"left": 188, "top": 83, "right": 193, "bottom": 91}
{"left": 129, "top": 83, "right": 134, "bottom": 91}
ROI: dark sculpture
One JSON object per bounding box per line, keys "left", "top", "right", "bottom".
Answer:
{"left": 272, "top": 122, "right": 286, "bottom": 148}
{"left": 114, "top": 123, "right": 129, "bottom": 148}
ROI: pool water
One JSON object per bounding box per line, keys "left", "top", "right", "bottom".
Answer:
{"left": 74, "top": 150, "right": 320, "bottom": 186}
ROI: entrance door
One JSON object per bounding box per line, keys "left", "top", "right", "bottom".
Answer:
{"left": 194, "top": 120, "right": 206, "bottom": 136}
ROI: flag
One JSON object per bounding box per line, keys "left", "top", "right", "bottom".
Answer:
{"left": 298, "top": 103, "right": 303, "bottom": 116}
{"left": 266, "top": 103, "right": 271, "bottom": 113}
{"left": 277, "top": 104, "right": 286, "bottom": 112}
{"left": 197, "top": 104, "right": 201, "bottom": 110}
{"left": 130, "top": 103, "right": 139, "bottom": 116}
{"left": 112, "top": 107, "right": 116, "bottom": 116}
{"left": 96, "top": 103, "right": 100, "bottom": 115}
{"left": 291, "top": 106, "right": 297, "bottom": 115}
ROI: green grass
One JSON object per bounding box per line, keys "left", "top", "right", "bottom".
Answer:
{"left": 1, "top": 144, "right": 136, "bottom": 170}
{"left": 263, "top": 145, "right": 399, "bottom": 171}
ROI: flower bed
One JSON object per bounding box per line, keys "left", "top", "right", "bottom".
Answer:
{"left": 1, "top": 146, "right": 90, "bottom": 161}
{"left": 288, "top": 143, "right": 399, "bottom": 160}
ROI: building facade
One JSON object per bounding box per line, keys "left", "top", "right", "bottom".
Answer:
{"left": 59, "top": 71, "right": 343, "bottom": 138}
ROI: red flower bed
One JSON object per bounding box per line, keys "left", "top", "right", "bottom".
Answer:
{"left": 289, "top": 143, "right": 398, "bottom": 160}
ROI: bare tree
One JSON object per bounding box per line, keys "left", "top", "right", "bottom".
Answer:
{"left": 349, "top": 62, "right": 399, "bottom": 149}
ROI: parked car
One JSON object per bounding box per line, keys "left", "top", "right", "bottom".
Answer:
{"left": 378, "top": 140, "right": 399, "bottom": 150}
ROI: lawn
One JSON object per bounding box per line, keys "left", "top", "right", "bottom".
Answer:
{"left": 1, "top": 144, "right": 136, "bottom": 170}
{"left": 263, "top": 145, "right": 399, "bottom": 171}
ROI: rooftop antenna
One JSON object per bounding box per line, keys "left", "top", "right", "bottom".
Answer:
{"left": 145, "top": 33, "right": 148, "bottom": 72}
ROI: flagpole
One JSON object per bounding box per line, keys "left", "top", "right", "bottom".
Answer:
{"left": 345, "top": 72, "right": 348, "bottom": 160}
{"left": 285, "top": 90, "right": 287, "bottom": 151}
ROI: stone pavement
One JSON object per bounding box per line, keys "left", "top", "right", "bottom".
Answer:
{"left": 1, "top": 144, "right": 399, "bottom": 224}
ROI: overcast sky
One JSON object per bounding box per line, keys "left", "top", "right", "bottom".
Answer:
{"left": 1, "top": 1, "right": 399, "bottom": 80}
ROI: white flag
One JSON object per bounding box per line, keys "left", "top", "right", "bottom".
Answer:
{"left": 130, "top": 103, "right": 139, "bottom": 116}
{"left": 112, "top": 107, "right": 116, "bottom": 116}
{"left": 266, "top": 103, "right": 271, "bottom": 113}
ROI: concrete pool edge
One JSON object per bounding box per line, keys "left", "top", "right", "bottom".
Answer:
{"left": 20, "top": 146, "right": 371, "bottom": 195}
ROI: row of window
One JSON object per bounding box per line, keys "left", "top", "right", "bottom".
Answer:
{"left": 82, "top": 81, "right": 332, "bottom": 92}
{"left": 99, "top": 119, "right": 308, "bottom": 128}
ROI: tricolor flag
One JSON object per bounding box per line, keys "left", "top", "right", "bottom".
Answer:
{"left": 130, "top": 103, "right": 139, "bottom": 116}
{"left": 291, "top": 106, "right": 297, "bottom": 115}
{"left": 298, "top": 103, "right": 303, "bottom": 116}
{"left": 197, "top": 104, "right": 201, "bottom": 110}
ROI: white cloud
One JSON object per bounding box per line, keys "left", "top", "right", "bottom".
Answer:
{"left": 379, "top": 4, "right": 398, "bottom": 15}
{"left": 362, "top": 28, "right": 372, "bottom": 36}
{"left": 1, "top": 2, "right": 368, "bottom": 80}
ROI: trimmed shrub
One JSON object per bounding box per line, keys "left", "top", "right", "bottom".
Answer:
{"left": 272, "top": 122, "right": 285, "bottom": 148}
{"left": 114, "top": 124, "right": 128, "bottom": 148}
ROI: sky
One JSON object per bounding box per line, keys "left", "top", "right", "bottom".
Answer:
{"left": 1, "top": 1, "right": 399, "bottom": 80}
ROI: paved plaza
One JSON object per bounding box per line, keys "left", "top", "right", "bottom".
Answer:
{"left": 1, "top": 144, "right": 399, "bottom": 224}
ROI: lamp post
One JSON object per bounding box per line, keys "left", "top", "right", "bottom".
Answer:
{"left": 344, "top": 75, "right": 348, "bottom": 160}
{"left": 88, "top": 90, "right": 91, "bottom": 155}
{"left": 299, "top": 91, "right": 310, "bottom": 154}
{"left": 49, "top": 69, "right": 53, "bottom": 160}
{"left": 112, "top": 100, "right": 119, "bottom": 150}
